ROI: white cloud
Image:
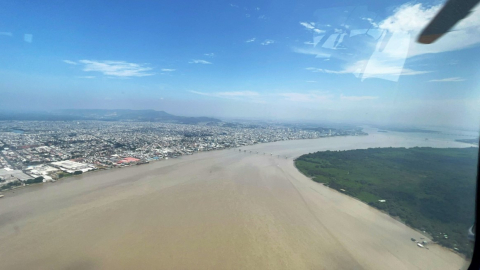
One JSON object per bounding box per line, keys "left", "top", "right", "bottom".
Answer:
{"left": 261, "top": 39, "right": 275, "bottom": 45}
{"left": 190, "top": 90, "right": 210, "bottom": 96}
{"left": 306, "top": 58, "right": 430, "bottom": 81}
{"left": 307, "top": 60, "right": 430, "bottom": 78}
{"left": 63, "top": 60, "right": 78, "bottom": 65}
{"left": 189, "top": 59, "right": 212, "bottom": 64}
{"left": 304, "top": 29, "right": 429, "bottom": 81}
{"left": 295, "top": 3, "right": 480, "bottom": 82}
{"left": 340, "top": 94, "right": 378, "bottom": 101}
{"left": 279, "top": 91, "right": 332, "bottom": 102}
{"left": 305, "top": 67, "right": 322, "bottom": 72}
{"left": 246, "top": 38, "right": 256, "bottom": 43}
{"left": 293, "top": 47, "right": 330, "bottom": 58}
{"left": 378, "top": 3, "right": 480, "bottom": 58}
{"left": 0, "top": 32, "right": 12, "bottom": 36}
{"left": 306, "top": 80, "right": 317, "bottom": 83}
{"left": 78, "top": 60, "right": 154, "bottom": 77}
{"left": 362, "top": 17, "right": 378, "bottom": 28}
{"left": 190, "top": 90, "right": 259, "bottom": 99}
{"left": 379, "top": 4, "right": 440, "bottom": 33}
{"left": 204, "top": 53, "right": 215, "bottom": 57}
{"left": 76, "top": 76, "right": 95, "bottom": 79}
{"left": 161, "top": 68, "right": 176, "bottom": 72}
{"left": 300, "top": 22, "right": 315, "bottom": 30}
{"left": 354, "top": 59, "right": 431, "bottom": 79}
{"left": 429, "top": 77, "right": 465, "bottom": 82}
{"left": 230, "top": 3, "right": 238, "bottom": 8}
{"left": 300, "top": 22, "right": 325, "bottom": 34}
{"left": 258, "top": 15, "right": 266, "bottom": 19}
{"left": 306, "top": 67, "right": 344, "bottom": 73}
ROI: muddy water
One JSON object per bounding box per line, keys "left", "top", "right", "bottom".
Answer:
{"left": 0, "top": 130, "right": 473, "bottom": 269}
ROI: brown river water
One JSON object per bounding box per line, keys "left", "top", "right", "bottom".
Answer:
{"left": 0, "top": 129, "right": 474, "bottom": 269}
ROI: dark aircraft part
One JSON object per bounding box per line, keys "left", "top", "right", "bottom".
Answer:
{"left": 418, "top": 0, "right": 480, "bottom": 44}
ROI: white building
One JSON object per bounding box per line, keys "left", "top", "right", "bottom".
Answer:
{"left": 51, "top": 160, "right": 96, "bottom": 173}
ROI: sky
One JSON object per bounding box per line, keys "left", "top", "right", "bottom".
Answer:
{"left": 1, "top": 0, "right": 480, "bottom": 129}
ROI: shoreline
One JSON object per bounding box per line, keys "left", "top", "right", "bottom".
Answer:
{"left": 312, "top": 179, "right": 467, "bottom": 260}
{"left": 2, "top": 128, "right": 474, "bottom": 197}
{"left": 0, "top": 135, "right": 358, "bottom": 196}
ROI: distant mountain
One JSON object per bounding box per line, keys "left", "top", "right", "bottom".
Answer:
{"left": 0, "top": 109, "right": 221, "bottom": 124}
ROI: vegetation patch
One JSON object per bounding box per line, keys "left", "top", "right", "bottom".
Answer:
{"left": 295, "top": 147, "right": 478, "bottom": 257}
{"left": 25, "top": 177, "right": 44, "bottom": 185}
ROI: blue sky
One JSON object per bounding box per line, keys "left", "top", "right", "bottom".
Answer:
{"left": 1, "top": 0, "right": 480, "bottom": 128}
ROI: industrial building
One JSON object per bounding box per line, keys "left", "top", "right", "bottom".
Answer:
{"left": 0, "top": 168, "right": 33, "bottom": 183}
{"left": 51, "top": 160, "right": 96, "bottom": 173}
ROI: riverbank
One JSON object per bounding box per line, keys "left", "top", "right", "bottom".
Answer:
{"left": 294, "top": 147, "right": 477, "bottom": 257}
{"left": 0, "top": 135, "right": 354, "bottom": 195}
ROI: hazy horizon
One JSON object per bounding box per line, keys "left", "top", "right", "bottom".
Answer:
{"left": 0, "top": 107, "right": 478, "bottom": 131}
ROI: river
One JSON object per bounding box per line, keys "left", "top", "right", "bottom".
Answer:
{"left": 0, "top": 128, "right": 475, "bottom": 269}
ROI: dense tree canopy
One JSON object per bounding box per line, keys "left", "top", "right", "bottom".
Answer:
{"left": 295, "top": 147, "right": 478, "bottom": 257}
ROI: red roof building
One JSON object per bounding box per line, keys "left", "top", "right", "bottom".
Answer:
{"left": 117, "top": 157, "right": 140, "bottom": 164}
